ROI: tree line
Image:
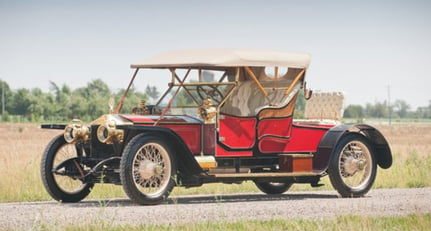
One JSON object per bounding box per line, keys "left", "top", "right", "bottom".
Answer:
{"left": 0, "top": 78, "right": 430, "bottom": 122}
{"left": 293, "top": 91, "right": 430, "bottom": 121}
{"left": 0, "top": 79, "right": 159, "bottom": 122}
{"left": 344, "top": 99, "right": 431, "bottom": 121}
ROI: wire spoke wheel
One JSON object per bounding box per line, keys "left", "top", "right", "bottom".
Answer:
{"left": 41, "top": 135, "right": 93, "bottom": 202}
{"left": 328, "top": 133, "right": 377, "bottom": 197}
{"left": 52, "top": 144, "right": 87, "bottom": 193}
{"left": 338, "top": 141, "right": 372, "bottom": 189}
{"left": 120, "top": 134, "right": 176, "bottom": 205}
{"left": 132, "top": 143, "right": 171, "bottom": 196}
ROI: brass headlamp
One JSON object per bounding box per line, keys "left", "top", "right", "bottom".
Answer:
{"left": 64, "top": 119, "right": 90, "bottom": 143}
{"left": 97, "top": 120, "right": 124, "bottom": 144}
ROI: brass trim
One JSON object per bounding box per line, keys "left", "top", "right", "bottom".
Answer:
{"left": 279, "top": 153, "right": 314, "bottom": 158}
{"left": 170, "top": 82, "right": 236, "bottom": 86}
{"left": 195, "top": 155, "right": 217, "bottom": 169}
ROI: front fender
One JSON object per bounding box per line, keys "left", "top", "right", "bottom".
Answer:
{"left": 121, "top": 125, "right": 204, "bottom": 177}
{"left": 313, "top": 124, "right": 392, "bottom": 173}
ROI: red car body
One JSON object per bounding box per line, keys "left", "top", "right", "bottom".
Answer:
{"left": 41, "top": 49, "right": 392, "bottom": 205}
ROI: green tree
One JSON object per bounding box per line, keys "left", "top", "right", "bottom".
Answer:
{"left": 115, "top": 87, "right": 148, "bottom": 113}
{"left": 344, "top": 104, "right": 365, "bottom": 118}
{"left": 69, "top": 93, "right": 89, "bottom": 120}
{"left": 294, "top": 90, "right": 306, "bottom": 119}
{"left": 49, "top": 82, "right": 72, "bottom": 120}
{"left": 393, "top": 100, "right": 411, "bottom": 118}
{"left": 79, "top": 79, "right": 111, "bottom": 119}
{"left": 10, "top": 88, "right": 32, "bottom": 116}
{"left": 365, "top": 101, "right": 388, "bottom": 118}
{"left": 0, "top": 80, "right": 12, "bottom": 118}
{"left": 28, "top": 88, "right": 54, "bottom": 121}
{"left": 76, "top": 79, "right": 111, "bottom": 99}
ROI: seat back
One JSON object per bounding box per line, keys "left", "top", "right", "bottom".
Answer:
{"left": 304, "top": 91, "right": 345, "bottom": 121}
{"left": 221, "top": 79, "right": 299, "bottom": 116}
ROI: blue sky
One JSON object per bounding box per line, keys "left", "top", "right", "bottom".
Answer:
{"left": 1, "top": 0, "right": 430, "bottom": 109}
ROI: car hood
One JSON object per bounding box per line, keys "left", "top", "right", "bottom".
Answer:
{"left": 122, "top": 114, "right": 203, "bottom": 124}
{"left": 91, "top": 114, "right": 202, "bottom": 126}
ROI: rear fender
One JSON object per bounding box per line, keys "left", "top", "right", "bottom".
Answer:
{"left": 122, "top": 125, "right": 204, "bottom": 178}
{"left": 313, "top": 124, "right": 392, "bottom": 173}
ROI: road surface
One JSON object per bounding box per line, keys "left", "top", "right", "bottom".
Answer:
{"left": 1, "top": 187, "right": 430, "bottom": 229}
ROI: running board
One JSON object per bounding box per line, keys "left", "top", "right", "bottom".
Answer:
{"left": 213, "top": 171, "right": 318, "bottom": 178}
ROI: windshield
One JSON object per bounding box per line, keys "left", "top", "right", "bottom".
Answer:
{"left": 149, "top": 68, "right": 237, "bottom": 116}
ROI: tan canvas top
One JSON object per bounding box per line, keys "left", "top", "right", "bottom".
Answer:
{"left": 131, "top": 48, "right": 311, "bottom": 69}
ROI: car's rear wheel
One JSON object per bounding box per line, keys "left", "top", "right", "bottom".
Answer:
{"left": 254, "top": 181, "right": 292, "bottom": 194}
{"left": 327, "top": 133, "right": 377, "bottom": 197}
{"left": 120, "top": 134, "right": 177, "bottom": 205}
{"left": 41, "top": 135, "right": 94, "bottom": 203}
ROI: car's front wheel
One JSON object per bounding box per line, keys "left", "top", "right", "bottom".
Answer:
{"left": 254, "top": 181, "right": 292, "bottom": 194}
{"left": 120, "top": 134, "right": 177, "bottom": 205}
{"left": 40, "top": 135, "right": 94, "bottom": 203}
{"left": 327, "top": 133, "right": 377, "bottom": 197}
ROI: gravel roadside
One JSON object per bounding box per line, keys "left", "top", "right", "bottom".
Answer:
{"left": 1, "top": 187, "right": 430, "bottom": 229}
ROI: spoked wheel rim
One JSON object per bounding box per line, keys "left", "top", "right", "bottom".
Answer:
{"left": 52, "top": 143, "right": 87, "bottom": 194}
{"left": 338, "top": 141, "right": 373, "bottom": 189}
{"left": 132, "top": 142, "right": 171, "bottom": 196}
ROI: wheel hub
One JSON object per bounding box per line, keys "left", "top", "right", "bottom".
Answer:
{"left": 342, "top": 156, "right": 366, "bottom": 176}
{"left": 138, "top": 160, "right": 162, "bottom": 179}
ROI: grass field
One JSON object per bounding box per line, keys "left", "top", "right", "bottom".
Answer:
{"left": 31, "top": 214, "right": 430, "bottom": 231}
{"left": 0, "top": 122, "right": 430, "bottom": 202}
{"left": 1, "top": 122, "right": 430, "bottom": 230}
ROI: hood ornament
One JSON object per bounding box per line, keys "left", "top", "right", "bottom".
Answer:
{"left": 108, "top": 98, "right": 115, "bottom": 114}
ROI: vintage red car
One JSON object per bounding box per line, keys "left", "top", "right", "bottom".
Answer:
{"left": 41, "top": 49, "right": 392, "bottom": 205}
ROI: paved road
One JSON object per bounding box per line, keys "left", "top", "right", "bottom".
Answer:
{"left": 1, "top": 188, "right": 430, "bottom": 229}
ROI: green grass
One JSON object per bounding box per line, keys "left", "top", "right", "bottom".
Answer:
{"left": 28, "top": 214, "right": 431, "bottom": 231}
{"left": 373, "top": 151, "right": 431, "bottom": 189}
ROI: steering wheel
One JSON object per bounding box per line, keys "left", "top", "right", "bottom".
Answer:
{"left": 196, "top": 85, "right": 223, "bottom": 104}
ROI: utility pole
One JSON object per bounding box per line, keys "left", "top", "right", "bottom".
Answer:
{"left": 1, "top": 80, "right": 4, "bottom": 118}
{"left": 2, "top": 85, "right": 4, "bottom": 116}
{"left": 0, "top": 80, "right": 4, "bottom": 120}
{"left": 387, "top": 85, "right": 391, "bottom": 125}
